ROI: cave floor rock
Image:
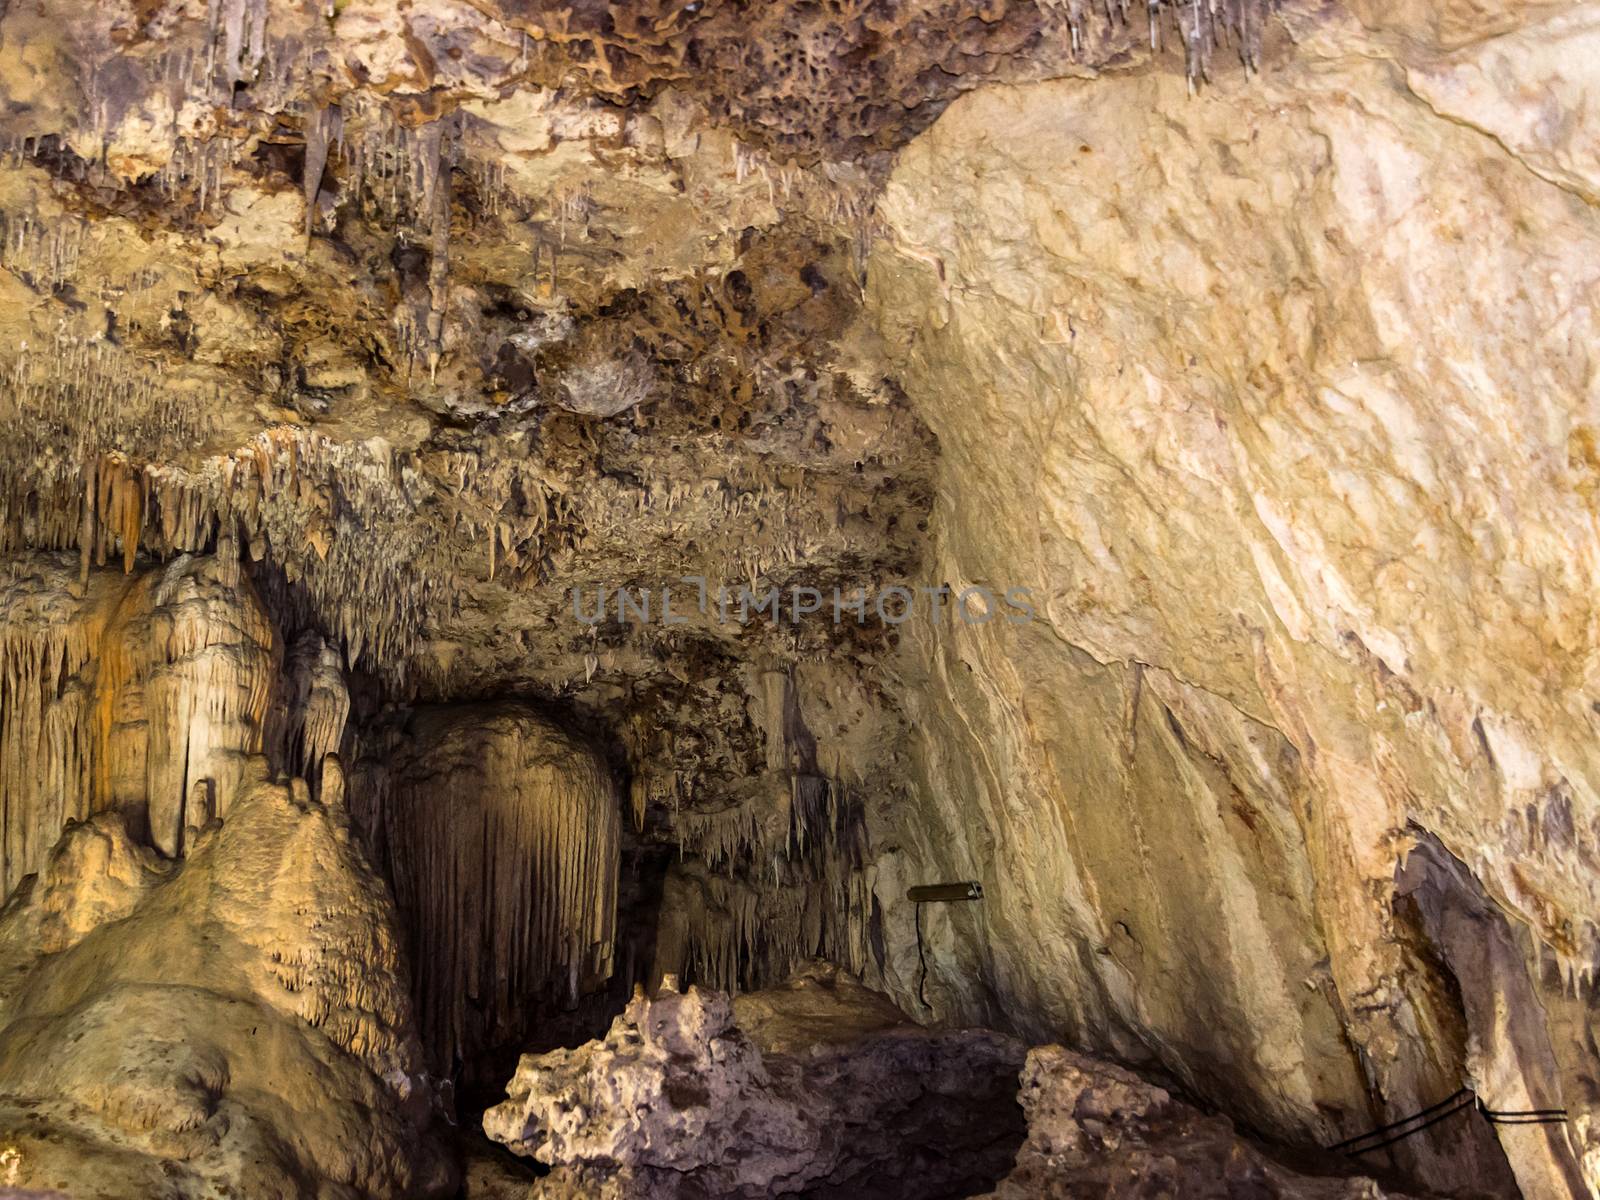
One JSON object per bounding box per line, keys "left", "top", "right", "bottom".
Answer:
{"left": 480, "top": 963, "right": 1437, "bottom": 1200}
{"left": 483, "top": 961, "right": 1028, "bottom": 1199}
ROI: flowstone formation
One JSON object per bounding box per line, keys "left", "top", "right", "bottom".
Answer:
{"left": 0, "top": 765, "right": 453, "bottom": 1198}
{"left": 0, "top": 551, "right": 288, "bottom": 893}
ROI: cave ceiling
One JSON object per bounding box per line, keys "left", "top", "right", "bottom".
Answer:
{"left": 0, "top": 0, "right": 1275, "bottom": 834}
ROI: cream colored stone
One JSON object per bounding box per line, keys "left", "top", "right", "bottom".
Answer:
{"left": 868, "top": 9, "right": 1600, "bottom": 1193}
{"left": 0, "top": 766, "right": 453, "bottom": 1197}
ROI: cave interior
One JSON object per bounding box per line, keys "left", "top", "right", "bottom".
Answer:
{"left": 0, "top": 0, "right": 1594, "bottom": 1197}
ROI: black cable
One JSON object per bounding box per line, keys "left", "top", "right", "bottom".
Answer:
{"left": 1481, "top": 1104, "right": 1569, "bottom": 1125}
{"left": 1345, "top": 1092, "right": 1479, "bottom": 1154}
{"left": 1327, "top": 1088, "right": 1471, "bottom": 1151}
{"left": 1329, "top": 1089, "right": 1570, "bottom": 1157}
{"left": 1476, "top": 1097, "right": 1568, "bottom": 1127}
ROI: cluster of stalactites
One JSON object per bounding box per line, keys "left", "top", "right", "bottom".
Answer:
{"left": 0, "top": 337, "right": 218, "bottom": 469}
{"left": 353, "top": 706, "right": 621, "bottom": 1074}
{"left": 652, "top": 853, "right": 877, "bottom": 995}
{"left": 640, "top": 667, "right": 874, "bottom": 994}
{"left": 0, "top": 210, "right": 84, "bottom": 293}
{"left": 669, "top": 770, "right": 855, "bottom": 881}
{"left": 0, "top": 553, "right": 300, "bottom": 896}
{"left": 0, "top": 427, "right": 582, "bottom": 690}
{"left": 333, "top": 99, "right": 459, "bottom": 375}
{"left": 265, "top": 631, "right": 351, "bottom": 800}
{"left": 0, "top": 564, "right": 100, "bottom": 899}
{"left": 1042, "top": 0, "right": 1274, "bottom": 81}
{"left": 0, "top": 426, "right": 446, "bottom": 683}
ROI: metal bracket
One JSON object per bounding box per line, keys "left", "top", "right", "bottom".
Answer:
{"left": 908, "top": 881, "right": 983, "bottom": 903}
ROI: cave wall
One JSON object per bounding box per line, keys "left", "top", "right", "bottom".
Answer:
{"left": 865, "top": 3, "right": 1600, "bottom": 1194}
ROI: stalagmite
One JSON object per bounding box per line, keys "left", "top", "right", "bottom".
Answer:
{"left": 98, "top": 555, "right": 277, "bottom": 856}
{"left": 0, "top": 764, "right": 453, "bottom": 1197}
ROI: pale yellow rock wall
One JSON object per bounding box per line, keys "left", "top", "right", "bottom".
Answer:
{"left": 868, "top": 4, "right": 1600, "bottom": 1192}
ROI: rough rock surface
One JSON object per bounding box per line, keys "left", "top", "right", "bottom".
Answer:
{"left": 866, "top": 3, "right": 1600, "bottom": 1196}
{"left": 483, "top": 964, "right": 1028, "bottom": 1199}
{"left": 0, "top": 762, "right": 453, "bottom": 1198}
{"left": 981, "top": 1045, "right": 1424, "bottom": 1199}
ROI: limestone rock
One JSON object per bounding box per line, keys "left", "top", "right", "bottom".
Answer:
{"left": 981, "top": 1045, "right": 1424, "bottom": 1199}
{"left": 866, "top": 6, "right": 1600, "bottom": 1195}
{"left": 483, "top": 965, "right": 1028, "bottom": 1199}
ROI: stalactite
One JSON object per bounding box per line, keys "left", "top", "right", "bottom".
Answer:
{"left": 351, "top": 704, "right": 620, "bottom": 1074}
{"left": 412, "top": 119, "right": 453, "bottom": 379}
{"left": 207, "top": 0, "right": 269, "bottom": 91}
{"left": 1037, "top": 0, "right": 1272, "bottom": 80}
{"left": 0, "top": 551, "right": 276, "bottom": 891}
{"left": 265, "top": 631, "right": 349, "bottom": 795}
{"left": 303, "top": 104, "right": 341, "bottom": 239}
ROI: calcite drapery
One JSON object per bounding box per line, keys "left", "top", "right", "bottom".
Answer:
{"left": 0, "top": 552, "right": 284, "bottom": 892}
{"left": 353, "top": 703, "right": 621, "bottom": 1076}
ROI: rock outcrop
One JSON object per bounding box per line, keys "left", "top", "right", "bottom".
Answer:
{"left": 0, "top": 762, "right": 453, "bottom": 1198}
{"left": 982, "top": 1045, "right": 1423, "bottom": 1199}
{"left": 484, "top": 964, "right": 1028, "bottom": 1199}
